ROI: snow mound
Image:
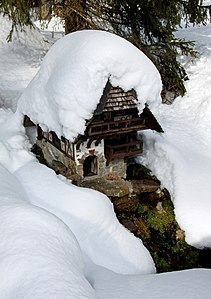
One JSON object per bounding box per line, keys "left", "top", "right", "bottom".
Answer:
{"left": 0, "top": 164, "right": 96, "bottom": 298}
{"left": 15, "top": 160, "right": 156, "bottom": 275}
{"left": 18, "top": 30, "right": 162, "bottom": 141}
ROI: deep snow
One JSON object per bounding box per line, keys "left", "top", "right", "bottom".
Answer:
{"left": 0, "top": 13, "right": 211, "bottom": 299}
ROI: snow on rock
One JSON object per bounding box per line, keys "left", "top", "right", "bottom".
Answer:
{"left": 0, "top": 163, "right": 96, "bottom": 299}
{"left": 15, "top": 160, "right": 156, "bottom": 275}
{"left": 17, "top": 29, "right": 162, "bottom": 141}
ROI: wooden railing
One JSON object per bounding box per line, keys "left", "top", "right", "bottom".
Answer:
{"left": 87, "top": 117, "right": 147, "bottom": 137}
{"left": 105, "top": 140, "right": 143, "bottom": 160}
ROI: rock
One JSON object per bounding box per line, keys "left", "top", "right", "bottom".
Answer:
{"left": 66, "top": 173, "right": 82, "bottom": 185}
{"left": 146, "top": 189, "right": 164, "bottom": 203}
{"left": 176, "top": 229, "right": 185, "bottom": 241}
{"left": 52, "top": 160, "right": 67, "bottom": 175}
{"left": 130, "top": 179, "right": 160, "bottom": 194}
{"left": 156, "top": 201, "right": 165, "bottom": 214}
{"left": 120, "top": 220, "right": 137, "bottom": 233}
{"left": 112, "top": 195, "right": 139, "bottom": 212}
{"left": 133, "top": 218, "right": 150, "bottom": 238}
{"left": 104, "top": 173, "right": 121, "bottom": 180}
{"left": 80, "top": 177, "right": 131, "bottom": 198}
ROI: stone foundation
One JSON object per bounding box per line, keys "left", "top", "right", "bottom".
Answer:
{"left": 37, "top": 139, "right": 127, "bottom": 180}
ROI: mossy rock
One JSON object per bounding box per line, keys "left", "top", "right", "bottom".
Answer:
{"left": 117, "top": 185, "right": 211, "bottom": 273}
{"left": 134, "top": 191, "right": 209, "bottom": 273}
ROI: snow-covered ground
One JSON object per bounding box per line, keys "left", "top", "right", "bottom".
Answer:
{"left": 0, "top": 14, "right": 211, "bottom": 298}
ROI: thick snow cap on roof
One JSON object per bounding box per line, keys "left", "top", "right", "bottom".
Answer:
{"left": 18, "top": 30, "right": 162, "bottom": 141}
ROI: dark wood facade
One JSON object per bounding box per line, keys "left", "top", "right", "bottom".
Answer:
{"left": 82, "top": 81, "right": 163, "bottom": 162}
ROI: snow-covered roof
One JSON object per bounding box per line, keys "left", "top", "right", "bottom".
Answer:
{"left": 18, "top": 30, "right": 162, "bottom": 141}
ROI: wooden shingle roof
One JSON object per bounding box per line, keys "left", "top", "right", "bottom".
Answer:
{"left": 103, "top": 86, "right": 137, "bottom": 111}
{"left": 92, "top": 80, "right": 163, "bottom": 133}
{"left": 94, "top": 81, "right": 138, "bottom": 115}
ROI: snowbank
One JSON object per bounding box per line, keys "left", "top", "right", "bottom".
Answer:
{"left": 18, "top": 30, "right": 162, "bottom": 141}
{"left": 139, "top": 23, "right": 211, "bottom": 248}
{"left": 85, "top": 257, "right": 211, "bottom": 299}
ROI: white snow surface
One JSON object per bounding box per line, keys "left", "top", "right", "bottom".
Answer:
{"left": 0, "top": 15, "right": 49, "bottom": 111}
{"left": 18, "top": 29, "right": 162, "bottom": 141}
{"left": 0, "top": 15, "right": 211, "bottom": 299}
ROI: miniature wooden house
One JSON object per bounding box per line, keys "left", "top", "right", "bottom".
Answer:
{"left": 24, "top": 81, "right": 163, "bottom": 180}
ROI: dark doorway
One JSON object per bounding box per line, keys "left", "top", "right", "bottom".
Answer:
{"left": 83, "top": 155, "right": 98, "bottom": 177}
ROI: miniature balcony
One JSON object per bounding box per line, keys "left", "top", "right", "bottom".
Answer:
{"left": 87, "top": 117, "right": 147, "bottom": 137}
{"left": 105, "top": 139, "right": 143, "bottom": 161}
